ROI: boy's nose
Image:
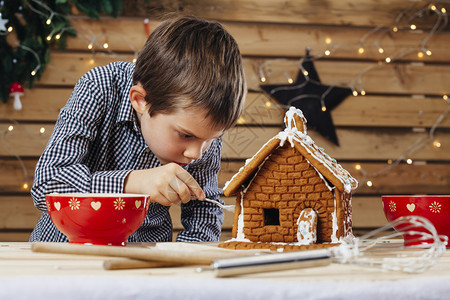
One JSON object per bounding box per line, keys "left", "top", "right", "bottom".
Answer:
{"left": 184, "top": 141, "right": 205, "bottom": 161}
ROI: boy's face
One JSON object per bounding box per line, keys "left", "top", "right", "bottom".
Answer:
{"left": 139, "top": 107, "right": 224, "bottom": 166}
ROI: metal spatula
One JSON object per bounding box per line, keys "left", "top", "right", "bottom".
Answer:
{"left": 202, "top": 197, "right": 235, "bottom": 212}
{"left": 191, "top": 197, "right": 235, "bottom": 212}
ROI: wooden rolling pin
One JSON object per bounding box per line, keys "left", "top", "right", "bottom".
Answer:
{"left": 103, "top": 258, "right": 179, "bottom": 270}
{"left": 31, "top": 242, "right": 261, "bottom": 266}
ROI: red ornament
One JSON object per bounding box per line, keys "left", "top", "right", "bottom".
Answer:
{"left": 9, "top": 82, "right": 24, "bottom": 111}
{"left": 144, "top": 18, "right": 150, "bottom": 37}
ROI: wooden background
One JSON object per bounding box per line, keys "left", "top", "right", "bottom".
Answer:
{"left": 0, "top": 0, "right": 449, "bottom": 241}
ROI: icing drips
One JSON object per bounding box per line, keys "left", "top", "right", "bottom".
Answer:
{"left": 227, "top": 106, "right": 357, "bottom": 243}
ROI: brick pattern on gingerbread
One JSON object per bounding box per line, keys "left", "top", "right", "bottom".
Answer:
{"left": 220, "top": 107, "right": 358, "bottom": 251}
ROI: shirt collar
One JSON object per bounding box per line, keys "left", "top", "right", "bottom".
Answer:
{"left": 116, "top": 63, "right": 140, "bottom": 132}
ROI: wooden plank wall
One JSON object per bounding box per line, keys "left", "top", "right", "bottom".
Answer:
{"left": 0, "top": 0, "right": 449, "bottom": 241}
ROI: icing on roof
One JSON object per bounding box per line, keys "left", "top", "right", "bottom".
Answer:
{"left": 223, "top": 106, "right": 358, "bottom": 196}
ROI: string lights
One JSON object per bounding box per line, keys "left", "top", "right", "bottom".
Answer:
{"left": 1, "top": 2, "right": 448, "bottom": 192}
{"left": 254, "top": 2, "right": 449, "bottom": 190}
{"left": 0, "top": 0, "right": 79, "bottom": 103}
{"left": 1, "top": 121, "right": 50, "bottom": 190}
{"left": 0, "top": 1, "right": 136, "bottom": 192}
{"left": 82, "top": 31, "right": 138, "bottom": 66}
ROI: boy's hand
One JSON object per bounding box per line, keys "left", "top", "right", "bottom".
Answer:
{"left": 124, "top": 163, "right": 205, "bottom": 206}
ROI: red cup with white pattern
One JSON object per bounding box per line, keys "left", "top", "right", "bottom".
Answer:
{"left": 381, "top": 195, "right": 450, "bottom": 247}
{"left": 46, "top": 193, "right": 150, "bottom": 246}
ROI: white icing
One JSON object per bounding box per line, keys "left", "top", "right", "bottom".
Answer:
{"left": 331, "top": 196, "right": 339, "bottom": 243}
{"left": 227, "top": 106, "right": 358, "bottom": 244}
{"left": 277, "top": 107, "right": 358, "bottom": 192}
{"left": 235, "top": 191, "right": 247, "bottom": 241}
{"left": 285, "top": 106, "right": 307, "bottom": 133}
{"left": 296, "top": 209, "right": 318, "bottom": 245}
{"left": 223, "top": 136, "right": 278, "bottom": 192}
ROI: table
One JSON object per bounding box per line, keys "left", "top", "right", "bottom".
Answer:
{"left": 0, "top": 242, "right": 449, "bottom": 299}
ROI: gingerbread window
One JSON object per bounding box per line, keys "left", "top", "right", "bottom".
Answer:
{"left": 263, "top": 208, "right": 280, "bottom": 226}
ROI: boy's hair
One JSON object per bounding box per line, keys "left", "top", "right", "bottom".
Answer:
{"left": 133, "top": 15, "right": 247, "bottom": 130}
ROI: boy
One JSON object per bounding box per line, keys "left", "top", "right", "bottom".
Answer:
{"left": 30, "top": 15, "right": 247, "bottom": 242}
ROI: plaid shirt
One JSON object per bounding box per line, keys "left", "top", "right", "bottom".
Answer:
{"left": 30, "top": 62, "right": 224, "bottom": 243}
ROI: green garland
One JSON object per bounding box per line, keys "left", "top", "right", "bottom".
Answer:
{"left": 0, "top": 0, "right": 124, "bottom": 103}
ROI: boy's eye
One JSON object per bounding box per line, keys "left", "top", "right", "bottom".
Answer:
{"left": 178, "top": 132, "right": 193, "bottom": 139}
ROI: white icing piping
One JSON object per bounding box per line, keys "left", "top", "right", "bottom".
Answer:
{"left": 285, "top": 106, "right": 307, "bottom": 134}
{"left": 223, "top": 136, "right": 278, "bottom": 191}
{"left": 235, "top": 191, "right": 249, "bottom": 241}
{"left": 295, "top": 209, "right": 317, "bottom": 245}
{"left": 234, "top": 158, "right": 268, "bottom": 241}
{"left": 226, "top": 107, "right": 357, "bottom": 244}
{"left": 331, "top": 197, "right": 339, "bottom": 243}
{"left": 276, "top": 108, "right": 357, "bottom": 193}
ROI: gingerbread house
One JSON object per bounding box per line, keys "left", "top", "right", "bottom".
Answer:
{"left": 220, "top": 107, "right": 358, "bottom": 251}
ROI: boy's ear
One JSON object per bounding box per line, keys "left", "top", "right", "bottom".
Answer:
{"left": 129, "top": 84, "right": 149, "bottom": 115}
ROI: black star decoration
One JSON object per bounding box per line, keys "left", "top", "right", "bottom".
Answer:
{"left": 260, "top": 49, "right": 351, "bottom": 146}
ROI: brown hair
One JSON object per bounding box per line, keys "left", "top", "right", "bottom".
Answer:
{"left": 133, "top": 15, "right": 247, "bottom": 130}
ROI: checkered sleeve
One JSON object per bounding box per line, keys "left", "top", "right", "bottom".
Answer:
{"left": 176, "top": 138, "right": 225, "bottom": 242}
{"left": 31, "top": 75, "right": 130, "bottom": 211}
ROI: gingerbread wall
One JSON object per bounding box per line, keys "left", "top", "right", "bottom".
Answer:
{"left": 241, "top": 144, "right": 340, "bottom": 243}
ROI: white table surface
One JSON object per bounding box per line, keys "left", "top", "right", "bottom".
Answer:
{"left": 1, "top": 242, "right": 449, "bottom": 300}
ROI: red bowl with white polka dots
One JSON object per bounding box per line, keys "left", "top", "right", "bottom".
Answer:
{"left": 381, "top": 195, "right": 450, "bottom": 247}
{"left": 46, "top": 193, "right": 150, "bottom": 246}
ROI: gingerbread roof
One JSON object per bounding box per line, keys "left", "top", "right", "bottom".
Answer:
{"left": 223, "top": 107, "right": 358, "bottom": 196}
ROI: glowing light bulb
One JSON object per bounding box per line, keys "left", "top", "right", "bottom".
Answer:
{"left": 352, "top": 90, "right": 358, "bottom": 96}
{"left": 392, "top": 26, "right": 398, "bottom": 32}
{"left": 265, "top": 101, "right": 272, "bottom": 108}
{"left": 433, "top": 140, "right": 441, "bottom": 148}
{"left": 132, "top": 58, "right": 137, "bottom": 63}
{"left": 442, "top": 8, "right": 447, "bottom": 13}
{"left": 417, "top": 51, "right": 424, "bottom": 58}
{"left": 355, "top": 164, "right": 362, "bottom": 171}
{"left": 325, "top": 37, "right": 332, "bottom": 44}
{"left": 410, "top": 24, "right": 416, "bottom": 30}
{"left": 321, "top": 105, "right": 327, "bottom": 112}
{"left": 360, "top": 90, "right": 366, "bottom": 96}
{"left": 430, "top": 4, "right": 437, "bottom": 11}
{"left": 443, "top": 94, "right": 448, "bottom": 101}
{"left": 88, "top": 43, "right": 93, "bottom": 50}
{"left": 31, "top": 69, "right": 37, "bottom": 76}
{"left": 387, "top": 159, "right": 393, "bottom": 164}
{"left": 366, "top": 180, "right": 373, "bottom": 187}
{"left": 406, "top": 158, "right": 413, "bottom": 165}
{"left": 103, "top": 42, "right": 109, "bottom": 49}
{"left": 378, "top": 47, "right": 384, "bottom": 54}
{"left": 23, "top": 183, "right": 29, "bottom": 190}
{"left": 237, "top": 117, "right": 245, "bottom": 124}
{"left": 385, "top": 57, "right": 391, "bottom": 63}
{"left": 55, "top": 34, "right": 61, "bottom": 40}
{"left": 8, "top": 125, "right": 14, "bottom": 131}
{"left": 46, "top": 35, "right": 52, "bottom": 41}
{"left": 302, "top": 70, "right": 309, "bottom": 76}
{"left": 324, "top": 50, "right": 331, "bottom": 56}
{"left": 258, "top": 67, "right": 266, "bottom": 83}
{"left": 426, "top": 50, "right": 432, "bottom": 56}
{"left": 46, "top": 18, "right": 52, "bottom": 25}
{"left": 7, "top": 26, "right": 13, "bottom": 32}
{"left": 288, "top": 78, "right": 294, "bottom": 84}
{"left": 358, "top": 47, "right": 365, "bottom": 54}
{"left": 40, "top": 127, "right": 45, "bottom": 134}
{"left": 89, "top": 58, "right": 95, "bottom": 65}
